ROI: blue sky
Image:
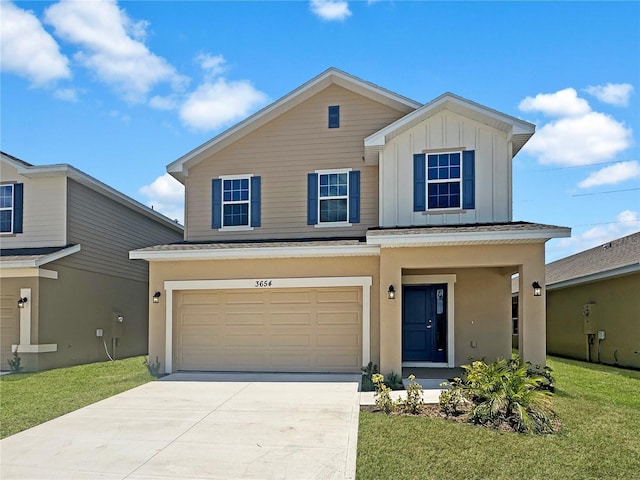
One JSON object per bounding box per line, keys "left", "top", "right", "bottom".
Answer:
{"left": 1, "top": 0, "right": 638, "bottom": 261}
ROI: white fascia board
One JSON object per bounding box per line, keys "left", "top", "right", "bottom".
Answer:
{"left": 366, "top": 227, "right": 571, "bottom": 247}
{"left": 167, "top": 68, "right": 421, "bottom": 179}
{"left": 130, "top": 244, "right": 380, "bottom": 261}
{"left": 0, "top": 244, "right": 81, "bottom": 268}
{"left": 0, "top": 268, "right": 58, "bottom": 279}
{"left": 547, "top": 264, "right": 640, "bottom": 291}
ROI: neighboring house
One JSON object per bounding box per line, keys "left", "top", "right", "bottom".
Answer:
{"left": 545, "top": 232, "right": 640, "bottom": 369}
{"left": 0, "top": 152, "right": 184, "bottom": 371}
{"left": 130, "top": 68, "right": 570, "bottom": 376}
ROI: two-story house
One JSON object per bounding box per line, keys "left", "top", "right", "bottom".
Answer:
{"left": 130, "top": 68, "right": 570, "bottom": 376}
{"left": 0, "top": 152, "right": 184, "bottom": 371}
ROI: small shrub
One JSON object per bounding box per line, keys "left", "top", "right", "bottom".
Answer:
{"left": 384, "top": 370, "right": 404, "bottom": 390}
{"left": 372, "top": 373, "right": 395, "bottom": 413}
{"left": 439, "top": 380, "right": 464, "bottom": 416}
{"left": 398, "top": 374, "right": 423, "bottom": 414}
{"left": 144, "top": 356, "right": 161, "bottom": 377}
{"left": 361, "top": 361, "right": 379, "bottom": 392}
{"left": 7, "top": 348, "right": 23, "bottom": 373}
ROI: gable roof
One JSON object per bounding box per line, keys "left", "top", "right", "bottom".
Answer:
{"left": 166, "top": 67, "right": 422, "bottom": 183}
{"left": 546, "top": 231, "right": 640, "bottom": 289}
{"left": 1, "top": 152, "right": 183, "bottom": 233}
{"left": 0, "top": 244, "right": 81, "bottom": 268}
{"left": 364, "top": 92, "right": 535, "bottom": 160}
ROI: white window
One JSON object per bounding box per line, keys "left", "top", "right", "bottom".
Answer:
{"left": 427, "top": 152, "right": 461, "bottom": 209}
{"left": 222, "top": 177, "right": 250, "bottom": 227}
{"left": 319, "top": 172, "right": 348, "bottom": 223}
{"left": 0, "top": 184, "right": 14, "bottom": 233}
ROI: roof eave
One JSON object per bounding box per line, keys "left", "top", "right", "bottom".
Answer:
{"left": 547, "top": 263, "right": 640, "bottom": 291}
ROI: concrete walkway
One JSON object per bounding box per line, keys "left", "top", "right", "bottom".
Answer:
{"left": 1, "top": 373, "right": 361, "bottom": 480}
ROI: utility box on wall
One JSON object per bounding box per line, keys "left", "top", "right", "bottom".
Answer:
{"left": 583, "top": 303, "right": 597, "bottom": 334}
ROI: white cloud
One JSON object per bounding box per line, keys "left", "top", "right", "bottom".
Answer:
{"left": 197, "top": 53, "right": 227, "bottom": 77}
{"left": 578, "top": 161, "right": 640, "bottom": 188}
{"left": 555, "top": 210, "right": 640, "bottom": 256}
{"left": 53, "top": 87, "right": 78, "bottom": 102}
{"left": 0, "top": 2, "right": 70, "bottom": 86}
{"left": 310, "top": 0, "right": 352, "bottom": 21}
{"left": 149, "top": 95, "right": 178, "bottom": 110}
{"left": 584, "top": 83, "right": 634, "bottom": 107}
{"left": 522, "top": 111, "right": 633, "bottom": 166}
{"left": 44, "top": 0, "right": 187, "bottom": 102}
{"left": 139, "top": 173, "right": 184, "bottom": 224}
{"left": 518, "top": 88, "right": 591, "bottom": 118}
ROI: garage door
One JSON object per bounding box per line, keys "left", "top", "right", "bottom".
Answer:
{"left": 0, "top": 295, "right": 19, "bottom": 371}
{"left": 175, "top": 287, "right": 362, "bottom": 372}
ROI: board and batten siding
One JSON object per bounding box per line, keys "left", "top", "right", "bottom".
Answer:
{"left": 380, "top": 110, "right": 512, "bottom": 227}
{"left": 0, "top": 162, "right": 67, "bottom": 248}
{"left": 56, "top": 180, "right": 183, "bottom": 282}
{"left": 185, "top": 84, "right": 410, "bottom": 241}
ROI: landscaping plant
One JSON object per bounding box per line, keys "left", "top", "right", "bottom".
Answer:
{"left": 7, "top": 348, "right": 23, "bottom": 373}
{"left": 361, "top": 361, "right": 379, "bottom": 392}
{"left": 397, "top": 374, "right": 424, "bottom": 414}
{"left": 372, "top": 373, "right": 395, "bottom": 413}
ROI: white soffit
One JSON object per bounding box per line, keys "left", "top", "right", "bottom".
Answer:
{"left": 0, "top": 244, "right": 81, "bottom": 268}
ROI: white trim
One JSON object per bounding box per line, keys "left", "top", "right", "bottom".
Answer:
{"left": 218, "top": 226, "right": 254, "bottom": 232}
{"left": 219, "top": 174, "right": 254, "bottom": 180}
{"left": 402, "top": 274, "right": 456, "bottom": 367}
{"left": 162, "top": 276, "right": 372, "bottom": 374}
{"left": 220, "top": 175, "right": 252, "bottom": 229}
{"left": 315, "top": 168, "right": 352, "bottom": 174}
{"left": 130, "top": 244, "right": 380, "bottom": 261}
{"left": 0, "top": 268, "right": 58, "bottom": 279}
{"left": 19, "top": 288, "right": 31, "bottom": 346}
{"left": 12, "top": 344, "right": 58, "bottom": 353}
{"left": 0, "top": 183, "right": 15, "bottom": 234}
{"left": 0, "top": 244, "right": 81, "bottom": 268}
{"left": 547, "top": 264, "right": 640, "bottom": 291}
{"left": 367, "top": 227, "right": 571, "bottom": 247}
{"left": 314, "top": 222, "right": 353, "bottom": 228}
{"left": 402, "top": 362, "right": 449, "bottom": 368}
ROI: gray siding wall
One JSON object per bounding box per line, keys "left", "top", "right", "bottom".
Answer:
{"left": 56, "top": 180, "right": 183, "bottom": 282}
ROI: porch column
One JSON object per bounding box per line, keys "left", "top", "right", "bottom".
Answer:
{"left": 518, "top": 244, "right": 547, "bottom": 367}
{"left": 379, "top": 250, "right": 402, "bottom": 374}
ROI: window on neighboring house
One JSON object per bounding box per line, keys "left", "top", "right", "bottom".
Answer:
{"left": 307, "top": 170, "right": 360, "bottom": 226}
{"left": 211, "top": 176, "right": 261, "bottom": 229}
{"left": 0, "top": 183, "right": 23, "bottom": 234}
{"left": 413, "top": 151, "right": 475, "bottom": 212}
{"left": 328, "top": 105, "right": 340, "bottom": 128}
{"left": 512, "top": 296, "right": 519, "bottom": 335}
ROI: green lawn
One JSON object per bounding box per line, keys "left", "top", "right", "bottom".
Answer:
{"left": 357, "top": 356, "right": 640, "bottom": 480}
{"left": 0, "top": 356, "right": 155, "bottom": 438}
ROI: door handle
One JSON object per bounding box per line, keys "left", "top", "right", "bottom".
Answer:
{"left": 426, "top": 319, "right": 432, "bottom": 329}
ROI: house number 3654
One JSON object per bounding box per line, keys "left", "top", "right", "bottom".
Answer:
{"left": 254, "top": 280, "right": 273, "bottom": 287}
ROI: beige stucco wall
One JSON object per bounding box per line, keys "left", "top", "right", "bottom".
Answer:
{"left": 547, "top": 273, "right": 640, "bottom": 369}
{"left": 184, "top": 84, "right": 409, "bottom": 241}
{"left": 148, "top": 256, "right": 380, "bottom": 373}
{"left": 379, "top": 242, "right": 546, "bottom": 373}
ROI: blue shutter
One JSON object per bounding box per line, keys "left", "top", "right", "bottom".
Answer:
{"left": 348, "top": 170, "right": 360, "bottom": 224}
{"left": 250, "top": 176, "right": 261, "bottom": 227}
{"left": 13, "top": 183, "right": 23, "bottom": 233}
{"left": 307, "top": 173, "right": 318, "bottom": 225}
{"left": 462, "top": 150, "right": 475, "bottom": 209}
{"left": 413, "top": 154, "right": 426, "bottom": 212}
{"left": 328, "top": 106, "right": 340, "bottom": 128}
{"left": 211, "top": 179, "right": 222, "bottom": 229}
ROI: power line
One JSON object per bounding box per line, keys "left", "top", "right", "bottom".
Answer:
{"left": 571, "top": 188, "right": 640, "bottom": 197}
{"left": 537, "top": 160, "right": 624, "bottom": 172}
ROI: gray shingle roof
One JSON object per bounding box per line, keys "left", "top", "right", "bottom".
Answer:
{"left": 546, "top": 231, "right": 640, "bottom": 286}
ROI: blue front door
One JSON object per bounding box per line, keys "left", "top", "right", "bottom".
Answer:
{"left": 402, "top": 284, "right": 447, "bottom": 363}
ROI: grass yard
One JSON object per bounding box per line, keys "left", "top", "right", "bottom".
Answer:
{"left": 0, "top": 356, "right": 155, "bottom": 438}
{"left": 357, "top": 356, "right": 640, "bottom": 480}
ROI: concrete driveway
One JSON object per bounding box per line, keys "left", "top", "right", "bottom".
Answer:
{"left": 0, "top": 372, "right": 361, "bottom": 480}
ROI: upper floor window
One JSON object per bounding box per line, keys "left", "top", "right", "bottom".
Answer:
{"left": 0, "top": 184, "right": 14, "bottom": 233}
{"left": 427, "top": 153, "right": 461, "bottom": 209}
{"left": 413, "top": 151, "right": 475, "bottom": 212}
{"left": 319, "top": 172, "right": 348, "bottom": 223}
{"left": 211, "top": 176, "right": 261, "bottom": 230}
{"left": 307, "top": 170, "right": 360, "bottom": 226}
{"left": 328, "top": 105, "right": 340, "bottom": 128}
{"left": 223, "top": 178, "right": 250, "bottom": 227}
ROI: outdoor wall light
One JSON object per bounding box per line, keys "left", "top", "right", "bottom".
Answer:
{"left": 532, "top": 282, "right": 542, "bottom": 297}
{"left": 153, "top": 291, "right": 162, "bottom": 303}
{"left": 17, "top": 297, "right": 28, "bottom": 308}
{"left": 387, "top": 285, "right": 396, "bottom": 300}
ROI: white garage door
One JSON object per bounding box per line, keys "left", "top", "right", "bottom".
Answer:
{"left": 175, "top": 287, "right": 362, "bottom": 372}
